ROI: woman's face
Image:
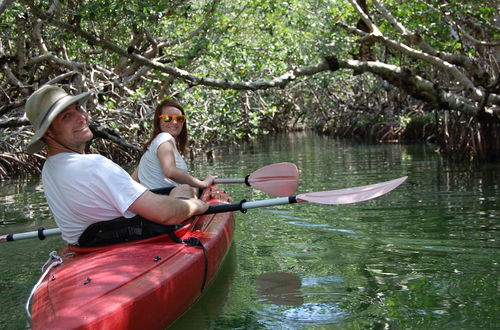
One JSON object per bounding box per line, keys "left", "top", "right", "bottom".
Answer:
{"left": 159, "top": 106, "right": 185, "bottom": 138}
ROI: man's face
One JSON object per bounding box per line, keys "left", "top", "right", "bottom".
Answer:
{"left": 46, "top": 103, "right": 93, "bottom": 148}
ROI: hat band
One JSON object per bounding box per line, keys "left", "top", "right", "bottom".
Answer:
{"left": 36, "top": 95, "right": 71, "bottom": 130}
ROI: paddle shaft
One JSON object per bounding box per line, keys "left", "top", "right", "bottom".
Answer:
{"left": 205, "top": 196, "right": 297, "bottom": 214}
{"left": 0, "top": 227, "right": 61, "bottom": 242}
{"left": 1, "top": 197, "right": 297, "bottom": 242}
{"left": 213, "top": 178, "right": 246, "bottom": 184}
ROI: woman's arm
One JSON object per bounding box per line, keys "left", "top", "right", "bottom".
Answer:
{"left": 157, "top": 141, "right": 216, "bottom": 188}
{"left": 131, "top": 167, "right": 139, "bottom": 182}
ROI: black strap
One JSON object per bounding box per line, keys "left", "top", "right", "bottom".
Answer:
{"left": 184, "top": 237, "right": 209, "bottom": 293}
{"left": 150, "top": 186, "right": 175, "bottom": 195}
{"left": 167, "top": 231, "right": 209, "bottom": 293}
{"left": 167, "top": 230, "right": 183, "bottom": 244}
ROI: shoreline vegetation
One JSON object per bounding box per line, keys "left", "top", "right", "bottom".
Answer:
{"left": 0, "top": 119, "right": 443, "bottom": 181}
{"left": 1, "top": 0, "right": 498, "bottom": 179}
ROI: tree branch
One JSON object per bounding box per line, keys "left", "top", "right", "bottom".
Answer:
{"left": 89, "top": 120, "right": 141, "bottom": 152}
{"left": 21, "top": 0, "right": 499, "bottom": 113}
{"left": 24, "top": 1, "right": 330, "bottom": 91}
{"left": 339, "top": 6, "right": 499, "bottom": 105}
{"left": 339, "top": 58, "right": 479, "bottom": 115}
{"left": 0, "top": 0, "right": 15, "bottom": 15}
{"left": 347, "top": 0, "right": 382, "bottom": 36}
{"left": 372, "top": 0, "right": 489, "bottom": 86}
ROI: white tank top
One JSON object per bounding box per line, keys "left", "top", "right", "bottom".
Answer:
{"left": 137, "top": 132, "right": 188, "bottom": 189}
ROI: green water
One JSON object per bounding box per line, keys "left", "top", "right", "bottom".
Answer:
{"left": 1, "top": 132, "right": 498, "bottom": 329}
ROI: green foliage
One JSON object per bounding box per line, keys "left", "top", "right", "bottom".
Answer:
{"left": 1, "top": 0, "right": 498, "bottom": 163}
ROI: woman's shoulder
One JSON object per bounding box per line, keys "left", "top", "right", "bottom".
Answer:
{"left": 152, "top": 133, "right": 175, "bottom": 149}
{"left": 156, "top": 132, "right": 174, "bottom": 141}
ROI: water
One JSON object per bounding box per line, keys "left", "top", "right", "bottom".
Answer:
{"left": 0, "top": 132, "right": 498, "bottom": 329}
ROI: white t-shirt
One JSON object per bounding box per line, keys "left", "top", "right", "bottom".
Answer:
{"left": 137, "top": 132, "right": 188, "bottom": 189}
{"left": 42, "top": 153, "right": 147, "bottom": 244}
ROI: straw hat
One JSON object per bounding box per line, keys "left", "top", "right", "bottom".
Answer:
{"left": 25, "top": 85, "right": 91, "bottom": 154}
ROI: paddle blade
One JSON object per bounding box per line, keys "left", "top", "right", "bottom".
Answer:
{"left": 296, "top": 176, "right": 407, "bottom": 205}
{"left": 247, "top": 162, "right": 299, "bottom": 196}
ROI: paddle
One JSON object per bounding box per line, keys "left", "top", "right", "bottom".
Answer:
{"left": 214, "top": 162, "right": 299, "bottom": 197}
{"left": 0, "top": 176, "right": 407, "bottom": 243}
{"left": 150, "top": 162, "right": 299, "bottom": 197}
{"left": 205, "top": 176, "right": 407, "bottom": 214}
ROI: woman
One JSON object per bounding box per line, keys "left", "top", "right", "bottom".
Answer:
{"left": 133, "top": 99, "right": 216, "bottom": 190}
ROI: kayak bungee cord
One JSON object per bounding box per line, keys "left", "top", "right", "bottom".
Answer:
{"left": 166, "top": 232, "right": 209, "bottom": 293}
{"left": 26, "top": 251, "right": 63, "bottom": 321}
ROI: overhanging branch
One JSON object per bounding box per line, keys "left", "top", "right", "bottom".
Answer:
{"left": 24, "top": 1, "right": 331, "bottom": 91}
{"left": 22, "top": 0, "right": 489, "bottom": 116}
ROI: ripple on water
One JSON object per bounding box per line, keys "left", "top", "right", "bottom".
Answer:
{"left": 257, "top": 303, "right": 348, "bottom": 328}
{"left": 283, "top": 302, "right": 347, "bottom": 323}
{"left": 301, "top": 275, "right": 345, "bottom": 287}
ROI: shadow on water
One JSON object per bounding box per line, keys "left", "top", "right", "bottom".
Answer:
{"left": 255, "top": 272, "right": 304, "bottom": 306}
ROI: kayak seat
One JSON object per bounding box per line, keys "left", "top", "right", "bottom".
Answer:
{"left": 78, "top": 216, "right": 183, "bottom": 247}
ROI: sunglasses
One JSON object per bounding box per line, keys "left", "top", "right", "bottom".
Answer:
{"left": 159, "top": 114, "right": 186, "bottom": 123}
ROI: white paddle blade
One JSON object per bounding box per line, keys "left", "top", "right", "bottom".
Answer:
{"left": 296, "top": 176, "right": 408, "bottom": 205}
{"left": 248, "top": 162, "right": 299, "bottom": 196}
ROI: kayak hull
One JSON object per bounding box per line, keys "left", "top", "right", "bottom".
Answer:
{"left": 30, "top": 186, "right": 235, "bottom": 330}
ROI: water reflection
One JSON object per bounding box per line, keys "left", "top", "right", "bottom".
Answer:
{"left": 0, "top": 178, "right": 53, "bottom": 228}
{"left": 169, "top": 244, "right": 237, "bottom": 329}
{"left": 1, "top": 132, "right": 499, "bottom": 329}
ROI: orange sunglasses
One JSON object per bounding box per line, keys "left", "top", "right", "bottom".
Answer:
{"left": 158, "top": 114, "right": 186, "bottom": 123}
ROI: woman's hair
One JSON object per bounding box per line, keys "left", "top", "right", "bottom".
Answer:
{"left": 143, "top": 99, "right": 188, "bottom": 155}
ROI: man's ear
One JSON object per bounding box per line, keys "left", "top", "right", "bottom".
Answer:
{"left": 45, "top": 128, "right": 54, "bottom": 139}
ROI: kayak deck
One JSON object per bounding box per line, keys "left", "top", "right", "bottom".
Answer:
{"left": 30, "top": 186, "right": 235, "bottom": 330}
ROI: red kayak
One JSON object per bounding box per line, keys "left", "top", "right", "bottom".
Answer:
{"left": 29, "top": 186, "right": 235, "bottom": 330}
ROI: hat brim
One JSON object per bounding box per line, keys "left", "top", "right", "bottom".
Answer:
{"left": 26, "top": 91, "right": 92, "bottom": 154}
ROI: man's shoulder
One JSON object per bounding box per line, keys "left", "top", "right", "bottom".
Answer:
{"left": 82, "top": 153, "right": 121, "bottom": 169}
{"left": 46, "top": 153, "right": 117, "bottom": 169}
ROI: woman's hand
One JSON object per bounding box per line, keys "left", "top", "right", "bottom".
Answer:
{"left": 201, "top": 174, "right": 217, "bottom": 188}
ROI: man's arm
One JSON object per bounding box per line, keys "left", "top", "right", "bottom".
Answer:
{"left": 127, "top": 184, "right": 209, "bottom": 225}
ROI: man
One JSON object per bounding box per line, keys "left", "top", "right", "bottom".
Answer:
{"left": 25, "top": 84, "right": 208, "bottom": 245}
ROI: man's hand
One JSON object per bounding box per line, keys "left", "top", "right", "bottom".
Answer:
{"left": 170, "top": 184, "right": 209, "bottom": 215}
{"left": 170, "top": 184, "right": 196, "bottom": 199}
